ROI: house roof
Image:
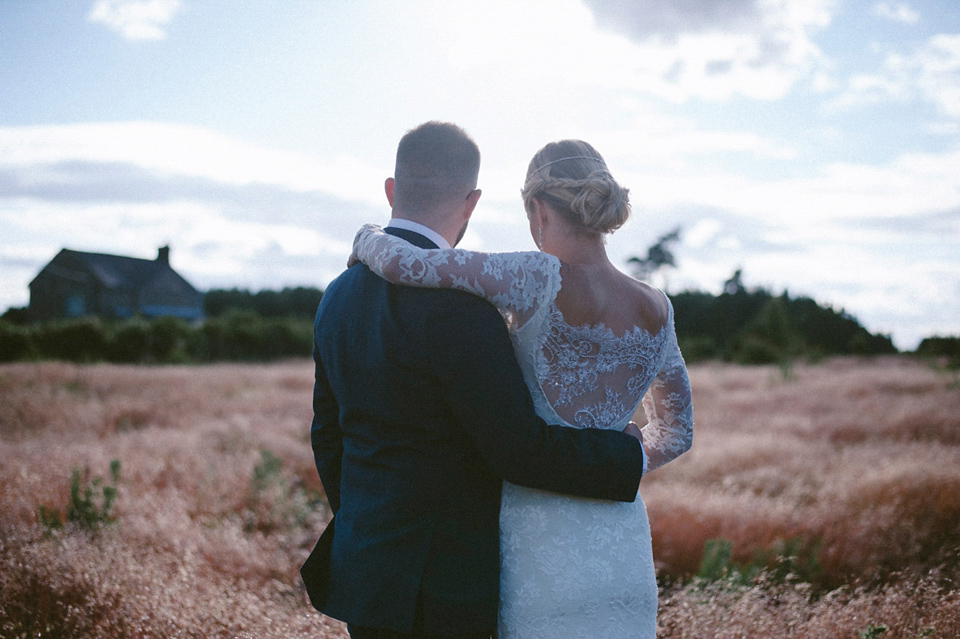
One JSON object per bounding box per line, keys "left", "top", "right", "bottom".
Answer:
{"left": 34, "top": 247, "right": 199, "bottom": 295}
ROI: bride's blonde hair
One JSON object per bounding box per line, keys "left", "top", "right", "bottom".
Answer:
{"left": 521, "top": 140, "right": 630, "bottom": 234}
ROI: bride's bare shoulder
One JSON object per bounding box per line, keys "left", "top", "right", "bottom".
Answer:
{"left": 621, "top": 276, "right": 670, "bottom": 333}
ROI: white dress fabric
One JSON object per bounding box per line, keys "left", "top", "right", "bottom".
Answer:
{"left": 353, "top": 225, "right": 695, "bottom": 639}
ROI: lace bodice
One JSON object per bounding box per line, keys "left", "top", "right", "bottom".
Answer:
{"left": 353, "top": 223, "right": 694, "bottom": 474}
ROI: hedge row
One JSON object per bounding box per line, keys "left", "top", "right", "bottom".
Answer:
{"left": 0, "top": 312, "right": 314, "bottom": 364}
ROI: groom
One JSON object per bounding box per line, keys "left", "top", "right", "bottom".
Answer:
{"left": 302, "top": 121, "right": 646, "bottom": 639}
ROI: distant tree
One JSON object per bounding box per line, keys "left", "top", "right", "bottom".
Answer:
{"left": 670, "top": 277, "right": 897, "bottom": 363}
{"left": 628, "top": 227, "right": 681, "bottom": 281}
{"left": 916, "top": 336, "right": 960, "bottom": 357}
{"left": 915, "top": 336, "right": 960, "bottom": 368}
{"left": 732, "top": 295, "right": 803, "bottom": 365}
{"left": 205, "top": 287, "right": 323, "bottom": 319}
{"left": 1, "top": 306, "right": 29, "bottom": 325}
{"left": 723, "top": 268, "right": 746, "bottom": 295}
{"left": 205, "top": 289, "right": 256, "bottom": 316}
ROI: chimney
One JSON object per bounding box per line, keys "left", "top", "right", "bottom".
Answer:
{"left": 157, "top": 246, "right": 170, "bottom": 265}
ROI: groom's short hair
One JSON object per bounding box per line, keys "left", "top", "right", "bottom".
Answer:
{"left": 394, "top": 121, "right": 480, "bottom": 216}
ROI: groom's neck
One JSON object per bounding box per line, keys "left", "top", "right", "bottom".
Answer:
{"left": 391, "top": 211, "right": 458, "bottom": 248}
{"left": 389, "top": 215, "right": 453, "bottom": 248}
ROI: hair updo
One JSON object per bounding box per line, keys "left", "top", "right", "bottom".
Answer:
{"left": 521, "top": 140, "right": 630, "bottom": 234}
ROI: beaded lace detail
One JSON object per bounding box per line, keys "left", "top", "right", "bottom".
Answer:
{"left": 537, "top": 303, "right": 666, "bottom": 431}
{"left": 529, "top": 298, "right": 693, "bottom": 474}
{"left": 353, "top": 223, "right": 695, "bottom": 638}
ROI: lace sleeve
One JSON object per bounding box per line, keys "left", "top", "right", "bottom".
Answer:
{"left": 640, "top": 303, "right": 694, "bottom": 474}
{"left": 353, "top": 223, "right": 561, "bottom": 331}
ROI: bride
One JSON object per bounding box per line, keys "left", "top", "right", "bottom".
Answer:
{"left": 351, "top": 140, "right": 694, "bottom": 639}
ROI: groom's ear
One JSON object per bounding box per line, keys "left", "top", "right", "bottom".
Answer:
{"left": 385, "top": 177, "right": 395, "bottom": 207}
{"left": 464, "top": 188, "right": 482, "bottom": 218}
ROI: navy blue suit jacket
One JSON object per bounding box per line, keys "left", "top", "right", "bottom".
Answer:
{"left": 302, "top": 228, "right": 645, "bottom": 635}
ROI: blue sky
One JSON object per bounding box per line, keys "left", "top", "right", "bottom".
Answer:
{"left": 2, "top": 0, "right": 958, "bottom": 349}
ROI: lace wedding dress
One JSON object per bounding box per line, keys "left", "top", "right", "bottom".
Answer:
{"left": 354, "top": 225, "right": 694, "bottom": 639}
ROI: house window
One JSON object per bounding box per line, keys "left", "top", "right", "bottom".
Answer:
{"left": 65, "top": 294, "right": 86, "bottom": 317}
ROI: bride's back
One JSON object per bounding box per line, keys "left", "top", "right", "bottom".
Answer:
{"left": 536, "top": 261, "right": 672, "bottom": 431}
{"left": 555, "top": 263, "right": 668, "bottom": 337}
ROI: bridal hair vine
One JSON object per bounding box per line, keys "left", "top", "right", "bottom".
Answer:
{"left": 527, "top": 155, "right": 606, "bottom": 179}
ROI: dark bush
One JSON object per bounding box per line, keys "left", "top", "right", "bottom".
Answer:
{"left": 107, "top": 320, "right": 150, "bottom": 363}
{"left": 732, "top": 335, "right": 783, "bottom": 365}
{"left": 194, "top": 311, "right": 311, "bottom": 361}
{"left": 730, "top": 297, "right": 803, "bottom": 364}
{"left": 33, "top": 318, "right": 108, "bottom": 363}
{"left": 915, "top": 336, "right": 960, "bottom": 369}
{"left": 205, "top": 287, "right": 322, "bottom": 319}
{"left": 262, "top": 318, "right": 313, "bottom": 359}
{"left": 0, "top": 321, "right": 35, "bottom": 362}
{"left": 147, "top": 316, "right": 190, "bottom": 362}
{"left": 200, "top": 312, "right": 257, "bottom": 360}
{"left": 1, "top": 306, "right": 29, "bottom": 325}
{"left": 677, "top": 336, "right": 718, "bottom": 363}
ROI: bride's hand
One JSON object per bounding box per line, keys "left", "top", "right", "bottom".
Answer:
{"left": 347, "top": 223, "right": 381, "bottom": 267}
{"left": 622, "top": 421, "right": 644, "bottom": 444}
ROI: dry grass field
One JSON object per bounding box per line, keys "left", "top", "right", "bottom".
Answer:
{"left": 1, "top": 357, "right": 958, "bottom": 638}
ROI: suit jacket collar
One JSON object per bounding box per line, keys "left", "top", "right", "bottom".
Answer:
{"left": 385, "top": 226, "right": 440, "bottom": 250}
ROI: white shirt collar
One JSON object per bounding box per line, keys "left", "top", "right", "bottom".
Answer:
{"left": 386, "top": 218, "right": 451, "bottom": 250}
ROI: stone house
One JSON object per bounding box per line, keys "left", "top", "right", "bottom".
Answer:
{"left": 28, "top": 246, "right": 204, "bottom": 322}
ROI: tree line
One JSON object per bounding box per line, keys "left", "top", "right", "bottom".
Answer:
{"left": 671, "top": 288, "right": 897, "bottom": 364}
{"left": 0, "top": 281, "right": 953, "bottom": 367}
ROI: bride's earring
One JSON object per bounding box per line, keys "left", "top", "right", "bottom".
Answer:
{"left": 538, "top": 225, "right": 543, "bottom": 249}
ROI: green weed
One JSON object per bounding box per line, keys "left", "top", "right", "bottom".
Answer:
{"left": 244, "top": 449, "right": 315, "bottom": 533}
{"left": 859, "top": 624, "right": 888, "bottom": 638}
{"left": 696, "top": 536, "right": 822, "bottom": 588}
{"left": 38, "top": 459, "right": 121, "bottom": 532}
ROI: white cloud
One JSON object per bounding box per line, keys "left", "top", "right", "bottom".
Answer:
{"left": 87, "top": 0, "right": 183, "bottom": 41}
{"left": 871, "top": 1, "right": 920, "bottom": 24}
{"left": 0, "top": 122, "right": 385, "bottom": 206}
{"left": 912, "top": 35, "right": 960, "bottom": 118}
{"left": 685, "top": 219, "right": 723, "bottom": 249}
{"left": 742, "top": 147, "right": 960, "bottom": 223}
{"left": 583, "top": 0, "right": 763, "bottom": 41}
{"left": 834, "top": 34, "right": 960, "bottom": 118}
{"left": 926, "top": 120, "right": 960, "bottom": 136}
{"left": 580, "top": 0, "right": 836, "bottom": 101}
